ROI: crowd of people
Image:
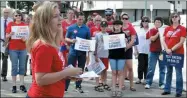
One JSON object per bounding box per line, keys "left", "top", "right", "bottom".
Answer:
{"left": 0, "top": 1, "right": 186, "bottom": 98}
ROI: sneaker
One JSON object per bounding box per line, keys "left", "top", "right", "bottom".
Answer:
{"left": 135, "top": 79, "right": 141, "bottom": 84}
{"left": 175, "top": 94, "right": 182, "bottom": 97}
{"left": 12, "top": 86, "right": 17, "bottom": 93}
{"left": 161, "top": 92, "right": 171, "bottom": 95}
{"left": 20, "top": 85, "right": 27, "bottom": 93}
{"left": 159, "top": 85, "right": 165, "bottom": 89}
{"left": 145, "top": 84, "right": 150, "bottom": 89}
{"left": 75, "top": 87, "right": 84, "bottom": 93}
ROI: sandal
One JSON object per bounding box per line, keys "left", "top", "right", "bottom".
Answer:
{"left": 111, "top": 91, "right": 116, "bottom": 97}
{"left": 116, "top": 84, "right": 119, "bottom": 87}
{"left": 103, "top": 84, "right": 111, "bottom": 91}
{"left": 94, "top": 85, "right": 104, "bottom": 92}
{"left": 130, "top": 87, "right": 136, "bottom": 91}
{"left": 125, "top": 78, "right": 129, "bottom": 80}
{"left": 116, "top": 91, "right": 122, "bottom": 97}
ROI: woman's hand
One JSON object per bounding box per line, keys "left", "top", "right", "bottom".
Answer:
{"left": 166, "top": 49, "right": 172, "bottom": 54}
{"left": 21, "top": 37, "right": 26, "bottom": 42}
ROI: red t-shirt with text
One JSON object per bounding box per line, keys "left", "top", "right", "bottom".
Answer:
{"left": 6, "top": 22, "right": 28, "bottom": 50}
{"left": 146, "top": 28, "right": 162, "bottom": 52}
{"left": 28, "top": 41, "right": 65, "bottom": 97}
{"left": 164, "top": 25, "right": 186, "bottom": 54}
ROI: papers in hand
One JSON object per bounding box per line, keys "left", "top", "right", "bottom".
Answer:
{"left": 66, "top": 65, "right": 99, "bottom": 78}
{"left": 79, "top": 71, "right": 99, "bottom": 78}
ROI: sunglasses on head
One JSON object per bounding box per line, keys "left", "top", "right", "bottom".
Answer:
{"left": 122, "top": 18, "right": 128, "bottom": 20}
{"left": 172, "top": 15, "right": 178, "bottom": 18}
{"left": 15, "top": 14, "right": 21, "bottom": 17}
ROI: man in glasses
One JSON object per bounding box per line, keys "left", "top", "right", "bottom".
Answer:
{"left": 0, "top": 8, "right": 13, "bottom": 81}
{"left": 104, "top": 8, "right": 115, "bottom": 33}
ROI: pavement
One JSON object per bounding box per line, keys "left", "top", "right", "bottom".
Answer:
{"left": 1, "top": 42, "right": 186, "bottom": 97}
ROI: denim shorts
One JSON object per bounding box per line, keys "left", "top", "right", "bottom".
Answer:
{"left": 109, "top": 59, "right": 126, "bottom": 71}
{"left": 9, "top": 50, "right": 27, "bottom": 76}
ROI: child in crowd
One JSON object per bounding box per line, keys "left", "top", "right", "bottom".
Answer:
{"left": 94, "top": 21, "right": 111, "bottom": 92}
{"left": 108, "top": 20, "right": 126, "bottom": 97}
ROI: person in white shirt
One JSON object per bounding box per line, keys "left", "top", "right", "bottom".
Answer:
{"left": 134, "top": 16, "right": 150, "bottom": 85}
{"left": 0, "top": 8, "right": 13, "bottom": 81}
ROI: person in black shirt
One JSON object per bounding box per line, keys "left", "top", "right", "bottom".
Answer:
{"left": 108, "top": 20, "right": 126, "bottom": 97}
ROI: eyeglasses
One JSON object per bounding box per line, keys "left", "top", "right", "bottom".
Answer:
{"left": 122, "top": 18, "right": 129, "bottom": 20}
{"left": 4, "top": 12, "right": 9, "bottom": 13}
{"left": 15, "top": 14, "right": 21, "bottom": 17}
{"left": 95, "top": 20, "right": 101, "bottom": 21}
{"left": 172, "top": 15, "right": 178, "bottom": 18}
{"left": 142, "top": 20, "right": 149, "bottom": 22}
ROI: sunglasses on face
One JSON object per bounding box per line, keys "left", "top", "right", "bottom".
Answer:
{"left": 4, "top": 12, "right": 9, "bottom": 13}
{"left": 142, "top": 20, "right": 149, "bottom": 22}
{"left": 106, "top": 15, "right": 111, "bottom": 17}
{"left": 172, "top": 15, "right": 178, "bottom": 18}
{"left": 15, "top": 14, "right": 21, "bottom": 17}
{"left": 122, "top": 18, "right": 129, "bottom": 20}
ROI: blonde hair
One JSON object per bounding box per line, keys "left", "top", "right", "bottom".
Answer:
{"left": 27, "top": 1, "right": 61, "bottom": 53}
{"left": 93, "top": 15, "right": 102, "bottom": 22}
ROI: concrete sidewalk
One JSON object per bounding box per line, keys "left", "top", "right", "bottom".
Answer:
{"left": 1, "top": 72, "right": 187, "bottom": 97}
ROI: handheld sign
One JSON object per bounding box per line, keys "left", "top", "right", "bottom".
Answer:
{"left": 74, "top": 37, "right": 96, "bottom": 51}
{"left": 162, "top": 52, "right": 184, "bottom": 68}
{"left": 11, "top": 26, "right": 29, "bottom": 39}
{"left": 103, "top": 34, "right": 126, "bottom": 50}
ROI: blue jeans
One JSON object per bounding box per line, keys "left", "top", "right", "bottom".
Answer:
{"left": 65, "top": 52, "right": 86, "bottom": 90}
{"left": 109, "top": 59, "right": 125, "bottom": 71}
{"left": 164, "top": 66, "right": 183, "bottom": 95}
{"left": 9, "top": 50, "right": 27, "bottom": 76}
{"left": 146, "top": 52, "right": 166, "bottom": 86}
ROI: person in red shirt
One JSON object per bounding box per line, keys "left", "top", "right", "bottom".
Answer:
{"left": 86, "top": 12, "right": 98, "bottom": 28}
{"left": 120, "top": 12, "right": 137, "bottom": 91}
{"left": 90, "top": 15, "right": 102, "bottom": 38}
{"left": 161, "top": 12, "right": 186, "bottom": 97}
{"left": 26, "top": 1, "right": 82, "bottom": 97}
{"left": 104, "top": 8, "right": 114, "bottom": 33}
{"left": 60, "top": 9, "right": 77, "bottom": 67}
{"left": 145, "top": 17, "right": 166, "bottom": 89}
{"left": 6, "top": 10, "right": 28, "bottom": 93}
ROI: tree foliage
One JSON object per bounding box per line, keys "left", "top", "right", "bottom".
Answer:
{"left": 7, "top": 1, "right": 35, "bottom": 14}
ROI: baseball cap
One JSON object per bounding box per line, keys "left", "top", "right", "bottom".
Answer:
{"left": 113, "top": 20, "right": 123, "bottom": 25}
{"left": 100, "top": 21, "right": 108, "bottom": 27}
{"left": 105, "top": 8, "right": 113, "bottom": 15}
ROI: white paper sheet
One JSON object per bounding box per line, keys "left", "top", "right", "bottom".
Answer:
{"left": 74, "top": 37, "right": 96, "bottom": 51}
{"left": 103, "top": 34, "right": 126, "bottom": 50}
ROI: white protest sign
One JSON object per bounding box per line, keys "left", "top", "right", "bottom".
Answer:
{"left": 11, "top": 26, "right": 29, "bottom": 39}
{"left": 103, "top": 34, "right": 126, "bottom": 50}
{"left": 75, "top": 37, "right": 96, "bottom": 51}
{"left": 158, "top": 27, "right": 165, "bottom": 50}
{"left": 87, "top": 58, "right": 106, "bottom": 74}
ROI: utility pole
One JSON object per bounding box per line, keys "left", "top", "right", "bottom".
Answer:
{"left": 144, "top": 0, "right": 147, "bottom": 16}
